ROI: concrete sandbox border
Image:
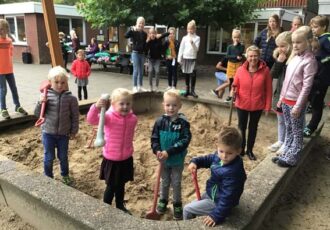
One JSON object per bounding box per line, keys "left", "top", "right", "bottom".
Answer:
{"left": 0, "top": 92, "right": 322, "bottom": 229}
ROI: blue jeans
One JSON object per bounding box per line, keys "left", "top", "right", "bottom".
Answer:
{"left": 131, "top": 52, "right": 145, "bottom": 87}
{"left": 0, "top": 73, "right": 21, "bottom": 110}
{"left": 42, "top": 132, "right": 70, "bottom": 178}
{"left": 215, "top": 72, "right": 227, "bottom": 86}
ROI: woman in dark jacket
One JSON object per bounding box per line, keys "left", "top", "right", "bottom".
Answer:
{"left": 254, "top": 14, "right": 282, "bottom": 69}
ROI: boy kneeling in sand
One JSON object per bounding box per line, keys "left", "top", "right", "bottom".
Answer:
{"left": 183, "top": 126, "right": 246, "bottom": 226}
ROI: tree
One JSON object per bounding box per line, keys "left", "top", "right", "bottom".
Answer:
{"left": 77, "top": 0, "right": 268, "bottom": 28}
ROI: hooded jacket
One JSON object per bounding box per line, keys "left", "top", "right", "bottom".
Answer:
{"left": 233, "top": 60, "right": 272, "bottom": 111}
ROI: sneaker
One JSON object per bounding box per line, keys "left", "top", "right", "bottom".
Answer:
{"left": 271, "top": 156, "right": 279, "bottom": 164}
{"left": 139, "top": 87, "right": 147, "bottom": 92}
{"left": 210, "top": 89, "right": 219, "bottom": 98}
{"left": 173, "top": 202, "right": 183, "bottom": 220}
{"left": 303, "top": 127, "right": 313, "bottom": 137}
{"left": 268, "top": 141, "right": 283, "bottom": 152}
{"left": 62, "top": 175, "right": 72, "bottom": 185}
{"left": 276, "top": 144, "right": 285, "bottom": 155}
{"left": 132, "top": 86, "right": 138, "bottom": 93}
{"left": 165, "top": 86, "right": 172, "bottom": 91}
{"left": 277, "top": 159, "right": 292, "bottom": 168}
{"left": 1, "top": 109, "right": 11, "bottom": 120}
{"left": 171, "top": 86, "right": 176, "bottom": 90}
{"left": 224, "top": 96, "right": 232, "bottom": 103}
{"left": 15, "top": 106, "right": 28, "bottom": 115}
{"left": 156, "top": 199, "right": 168, "bottom": 214}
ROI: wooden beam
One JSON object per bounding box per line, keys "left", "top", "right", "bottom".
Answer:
{"left": 41, "top": 0, "right": 64, "bottom": 67}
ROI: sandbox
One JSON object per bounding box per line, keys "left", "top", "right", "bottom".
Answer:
{"left": 0, "top": 92, "right": 322, "bottom": 229}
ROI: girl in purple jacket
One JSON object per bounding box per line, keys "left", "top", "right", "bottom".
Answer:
{"left": 86, "top": 88, "right": 137, "bottom": 214}
{"left": 273, "top": 26, "right": 317, "bottom": 167}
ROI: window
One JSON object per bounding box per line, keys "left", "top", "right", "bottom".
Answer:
{"left": 56, "top": 18, "right": 85, "bottom": 44}
{"left": 207, "top": 26, "right": 231, "bottom": 54}
{"left": 5, "top": 16, "right": 26, "bottom": 44}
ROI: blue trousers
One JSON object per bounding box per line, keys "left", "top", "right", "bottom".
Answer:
{"left": 42, "top": 132, "right": 70, "bottom": 178}
{"left": 131, "top": 52, "right": 145, "bottom": 87}
{"left": 0, "top": 73, "right": 21, "bottom": 110}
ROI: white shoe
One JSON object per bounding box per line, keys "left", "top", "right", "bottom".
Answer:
{"left": 276, "top": 144, "right": 285, "bottom": 155}
{"left": 171, "top": 86, "right": 176, "bottom": 90}
{"left": 165, "top": 86, "right": 172, "bottom": 91}
{"left": 268, "top": 141, "right": 283, "bottom": 152}
{"left": 132, "top": 86, "right": 138, "bottom": 93}
{"left": 139, "top": 86, "right": 147, "bottom": 92}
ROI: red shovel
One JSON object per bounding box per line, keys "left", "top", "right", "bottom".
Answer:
{"left": 146, "top": 161, "right": 163, "bottom": 220}
{"left": 191, "top": 171, "right": 201, "bottom": 200}
{"left": 35, "top": 80, "right": 51, "bottom": 127}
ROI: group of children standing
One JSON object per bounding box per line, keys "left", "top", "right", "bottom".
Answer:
{"left": 125, "top": 17, "right": 201, "bottom": 97}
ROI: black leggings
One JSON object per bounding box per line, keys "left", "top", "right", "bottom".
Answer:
{"left": 78, "top": 86, "right": 87, "bottom": 100}
{"left": 103, "top": 182, "right": 125, "bottom": 207}
{"left": 236, "top": 108, "right": 263, "bottom": 152}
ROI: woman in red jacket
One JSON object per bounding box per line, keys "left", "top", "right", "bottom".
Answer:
{"left": 232, "top": 45, "right": 272, "bottom": 160}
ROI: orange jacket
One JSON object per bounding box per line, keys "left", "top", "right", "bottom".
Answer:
{"left": 233, "top": 60, "right": 272, "bottom": 112}
{"left": 0, "top": 37, "right": 13, "bottom": 74}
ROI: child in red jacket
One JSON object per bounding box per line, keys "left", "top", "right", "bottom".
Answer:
{"left": 71, "top": 49, "right": 91, "bottom": 100}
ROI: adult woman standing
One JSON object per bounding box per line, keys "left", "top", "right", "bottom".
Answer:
{"left": 254, "top": 14, "right": 282, "bottom": 69}
{"left": 232, "top": 45, "right": 272, "bottom": 160}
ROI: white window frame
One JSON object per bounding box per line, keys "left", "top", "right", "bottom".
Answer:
{"left": 56, "top": 17, "right": 87, "bottom": 45}
{"left": 5, "top": 15, "right": 27, "bottom": 45}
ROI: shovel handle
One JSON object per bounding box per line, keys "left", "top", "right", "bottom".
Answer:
{"left": 151, "top": 161, "right": 163, "bottom": 212}
{"left": 192, "top": 171, "right": 201, "bottom": 200}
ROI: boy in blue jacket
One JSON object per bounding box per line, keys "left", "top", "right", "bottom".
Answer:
{"left": 151, "top": 89, "right": 191, "bottom": 220}
{"left": 183, "top": 126, "right": 246, "bottom": 226}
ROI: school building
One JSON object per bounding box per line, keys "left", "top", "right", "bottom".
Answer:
{"left": 0, "top": 0, "right": 327, "bottom": 65}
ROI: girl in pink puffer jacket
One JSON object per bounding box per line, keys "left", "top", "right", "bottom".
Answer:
{"left": 86, "top": 88, "right": 137, "bottom": 214}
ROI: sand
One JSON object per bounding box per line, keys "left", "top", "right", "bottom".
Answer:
{"left": 2, "top": 103, "right": 329, "bottom": 229}
{"left": 0, "top": 103, "right": 271, "bottom": 222}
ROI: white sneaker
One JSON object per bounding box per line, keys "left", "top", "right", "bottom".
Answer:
{"left": 171, "top": 86, "right": 176, "bottom": 90}
{"left": 165, "top": 86, "right": 172, "bottom": 91}
{"left": 268, "top": 141, "right": 283, "bottom": 152}
{"left": 132, "top": 86, "right": 138, "bottom": 93}
{"left": 139, "top": 86, "right": 147, "bottom": 92}
{"left": 276, "top": 144, "right": 285, "bottom": 155}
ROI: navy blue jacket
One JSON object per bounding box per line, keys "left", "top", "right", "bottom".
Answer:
{"left": 316, "top": 33, "right": 330, "bottom": 63}
{"left": 191, "top": 153, "right": 246, "bottom": 224}
{"left": 254, "top": 28, "right": 278, "bottom": 68}
{"left": 151, "top": 114, "right": 191, "bottom": 167}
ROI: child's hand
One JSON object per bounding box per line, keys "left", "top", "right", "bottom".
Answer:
{"left": 39, "top": 94, "right": 46, "bottom": 103}
{"left": 276, "top": 100, "right": 282, "bottom": 109}
{"left": 203, "top": 216, "right": 216, "bottom": 227}
{"left": 277, "top": 53, "right": 287, "bottom": 62}
{"left": 95, "top": 98, "right": 109, "bottom": 109}
{"left": 291, "top": 107, "right": 300, "bottom": 118}
{"left": 187, "top": 162, "right": 197, "bottom": 173}
{"left": 157, "top": 151, "right": 168, "bottom": 160}
{"left": 237, "top": 56, "right": 242, "bottom": 60}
